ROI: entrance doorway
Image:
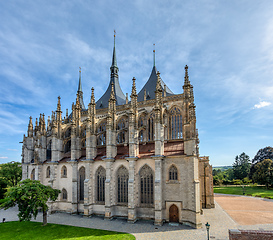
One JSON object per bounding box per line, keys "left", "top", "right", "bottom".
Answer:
{"left": 169, "top": 204, "right": 179, "bottom": 223}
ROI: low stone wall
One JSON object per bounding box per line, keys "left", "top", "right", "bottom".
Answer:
{"left": 229, "top": 229, "right": 273, "bottom": 240}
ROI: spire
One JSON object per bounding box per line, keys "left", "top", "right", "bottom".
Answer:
{"left": 91, "top": 87, "right": 95, "bottom": 104}
{"left": 96, "top": 32, "right": 126, "bottom": 109}
{"left": 57, "top": 96, "right": 61, "bottom": 112}
{"left": 78, "top": 67, "right": 82, "bottom": 92}
{"left": 130, "top": 77, "right": 138, "bottom": 110}
{"left": 184, "top": 65, "right": 190, "bottom": 86}
{"left": 76, "top": 67, "right": 85, "bottom": 109}
{"left": 131, "top": 77, "right": 137, "bottom": 97}
{"left": 111, "top": 30, "right": 117, "bottom": 68}
{"left": 153, "top": 44, "right": 155, "bottom": 67}
{"left": 27, "top": 116, "right": 33, "bottom": 137}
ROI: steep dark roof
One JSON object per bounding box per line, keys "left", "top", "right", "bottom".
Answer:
{"left": 137, "top": 66, "right": 174, "bottom": 102}
{"left": 96, "top": 78, "right": 126, "bottom": 109}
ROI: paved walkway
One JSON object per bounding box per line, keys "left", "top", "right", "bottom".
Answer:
{"left": 1, "top": 194, "right": 273, "bottom": 240}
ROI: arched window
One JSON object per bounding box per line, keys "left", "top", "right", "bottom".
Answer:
{"left": 139, "top": 130, "right": 144, "bottom": 143}
{"left": 64, "top": 140, "right": 71, "bottom": 153}
{"left": 31, "top": 169, "right": 35, "bottom": 180}
{"left": 148, "top": 113, "right": 155, "bottom": 141}
{"left": 169, "top": 165, "right": 178, "bottom": 180}
{"left": 96, "top": 167, "right": 106, "bottom": 202}
{"left": 46, "top": 140, "right": 52, "bottom": 160}
{"left": 61, "top": 188, "right": 67, "bottom": 200}
{"left": 65, "top": 128, "right": 71, "bottom": 138}
{"left": 117, "top": 166, "right": 128, "bottom": 203}
{"left": 46, "top": 166, "right": 50, "bottom": 178}
{"left": 97, "top": 121, "right": 106, "bottom": 146}
{"left": 117, "top": 118, "right": 126, "bottom": 144}
{"left": 169, "top": 107, "right": 183, "bottom": 139}
{"left": 139, "top": 165, "right": 154, "bottom": 205}
{"left": 79, "top": 167, "right": 85, "bottom": 201}
{"left": 61, "top": 166, "right": 67, "bottom": 178}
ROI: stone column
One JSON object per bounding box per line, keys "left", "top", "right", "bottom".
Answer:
{"left": 83, "top": 160, "right": 94, "bottom": 216}
{"left": 104, "top": 158, "right": 114, "bottom": 219}
{"left": 152, "top": 156, "right": 164, "bottom": 225}
{"left": 34, "top": 165, "right": 39, "bottom": 181}
{"left": 70, "top": 161, "right": 78, "bottom": 214}
{"left": 127, "top": 157, "right": 138, "bottom": 222}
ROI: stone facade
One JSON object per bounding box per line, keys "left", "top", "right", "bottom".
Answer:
{"left": 21, "top": 37, "right": 214, "bottom": 228}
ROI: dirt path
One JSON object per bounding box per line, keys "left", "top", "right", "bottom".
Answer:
{"left": 215, "top": 194, "right": 273, "bottom": 225}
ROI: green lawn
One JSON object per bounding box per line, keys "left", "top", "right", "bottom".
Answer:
{"left": 0, "top": 221, "right": 135, "bottom": 240}
{"left": 214, "top": 185, "right": 273, "bottom": 198}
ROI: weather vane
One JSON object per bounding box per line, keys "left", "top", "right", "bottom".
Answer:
{"left": 114, "top": 30, "right": 116, "bottom": 37}
{"left": 79, "top": 67, "right": 81, "bottom": 72}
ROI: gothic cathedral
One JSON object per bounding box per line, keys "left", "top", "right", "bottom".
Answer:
{"left": 21, "top": 35, "right": 214, "bottom": 228}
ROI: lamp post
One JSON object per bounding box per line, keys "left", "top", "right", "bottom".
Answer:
{"left": 205, "top": 222, "right": 210, "bottom": 240}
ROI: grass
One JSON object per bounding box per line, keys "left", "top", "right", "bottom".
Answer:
{"left": 0, "top": 221, "right": 135, "bottom": 240}
{"left": 214, "top": 185, "right": 273, "bottom": 199}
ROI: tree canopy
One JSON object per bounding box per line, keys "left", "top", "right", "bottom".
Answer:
{"left": 252, "top": 159, "right": 273, "bottom": 189}
{"left": 0, "top": 179, "right": 60, "bottom": 225}
{"left": 252, "top": 147, "right": 273, "bottom": 165}
{"left": 232, "top": 152, "right": 251, "bottom": 180}
{"left": 0, "top": 161, "right": 22, "bottom": 187}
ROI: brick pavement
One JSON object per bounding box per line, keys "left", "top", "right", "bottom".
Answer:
{"left": 1, "top": 194, "right": 273, "bottom": 240}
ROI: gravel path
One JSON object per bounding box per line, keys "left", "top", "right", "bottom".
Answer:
{"left": 1, "top": 194, "right": 272, "bottom": 240}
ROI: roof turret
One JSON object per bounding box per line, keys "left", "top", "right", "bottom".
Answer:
{"left": 137, "top": 47, "right": 174, "bottom": 102}
{"left": 96, "top": 31, "right": 126, "bottom": 109}
{"left": 77, "top": 67, "right": 86, "bottom": 109}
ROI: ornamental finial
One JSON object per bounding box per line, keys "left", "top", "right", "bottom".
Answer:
{"left": 153, "top": 43, "right": 155, "bottom": 67}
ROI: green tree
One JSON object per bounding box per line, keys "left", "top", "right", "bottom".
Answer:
{"left": 252, "top": 159, "right": 273, "bottom": 189}
{"left": 0, "top": 161, "right": 22, "bottom": 187}
{"left": 0, "top": 178, "right": 8, "bottom": 199}
{"left": 232, "top": 152, "right": 251, "bottom": 180}
{"left": 250, "top": 146, "right": 273, "bottom": 180}
{"left": 0, "top": 179, "right": 60, "bottom": 225}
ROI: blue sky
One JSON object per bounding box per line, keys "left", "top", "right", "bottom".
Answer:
{"left": 0, "top": 0, "right": 272, "bottom": 166}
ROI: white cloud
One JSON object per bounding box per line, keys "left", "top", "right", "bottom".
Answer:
{"left": 0, "top": 157, "right": 8, "bottom": 159}
{"left": 7, "top": 149, "right": 18, "bottom": 152}
{"left": 254, "top": 101, "right": 271, "bottom": 109}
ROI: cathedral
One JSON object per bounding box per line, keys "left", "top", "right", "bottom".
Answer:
{"left": 21, "top": 35, "right": 214, "bottom": 228}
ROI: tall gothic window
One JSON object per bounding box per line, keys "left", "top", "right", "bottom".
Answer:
{"left": 148, "top": 113, "right": 155, "bottom": 141}
{"left": 169, "top": 107, "right": 183, "bottom": 139}
{"left": 31, "top": 169, "right": 35, "bottom": 180}
{"left": 61, "top": 166, "right": 67, "bottom": 178}
{"left": 64, "top": 140, "right": 71, "bottom": 153}
{"left": 169, "top": 165, "right": 178, "bottom": 180}
{"left": 46, "top": 140, "right": 52, "bottom": 160}
{"left": 140, "top": 165, "right": 154, "bottom": 205}
{"left": 61, "top": 188, "right": 67, "bottom": 200}
{"left": 64, "top": 127, "right": 71, "bottom": 153}
{"left": 96, "top": 167, "right": 106, "bottom": 203}
{"left": 117, "top": 166, "right": 128, "bottom": 203}
{"left": 81, "top": 126, "right": 86, "bottom": 148}
{"left": 79, "top": 167, "right": 85, "bottom": 201}
{"left": 138, "top": 115, "right": 145, "bottom": 143}
{"left": 46, "top": 166, "right": 50, "bottom": 178}
{"left": 117, "top": 118, "right": 126, "bottom": 144}
{"left": 97, "top": 121, "right": 106, "bottom": 146}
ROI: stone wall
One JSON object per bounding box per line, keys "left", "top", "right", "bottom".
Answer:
{"left": 199, "top": 156, "right": 214, "bottom": 209}
{"left": 229, "top": 229, "right": 273, "bottom": 240}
